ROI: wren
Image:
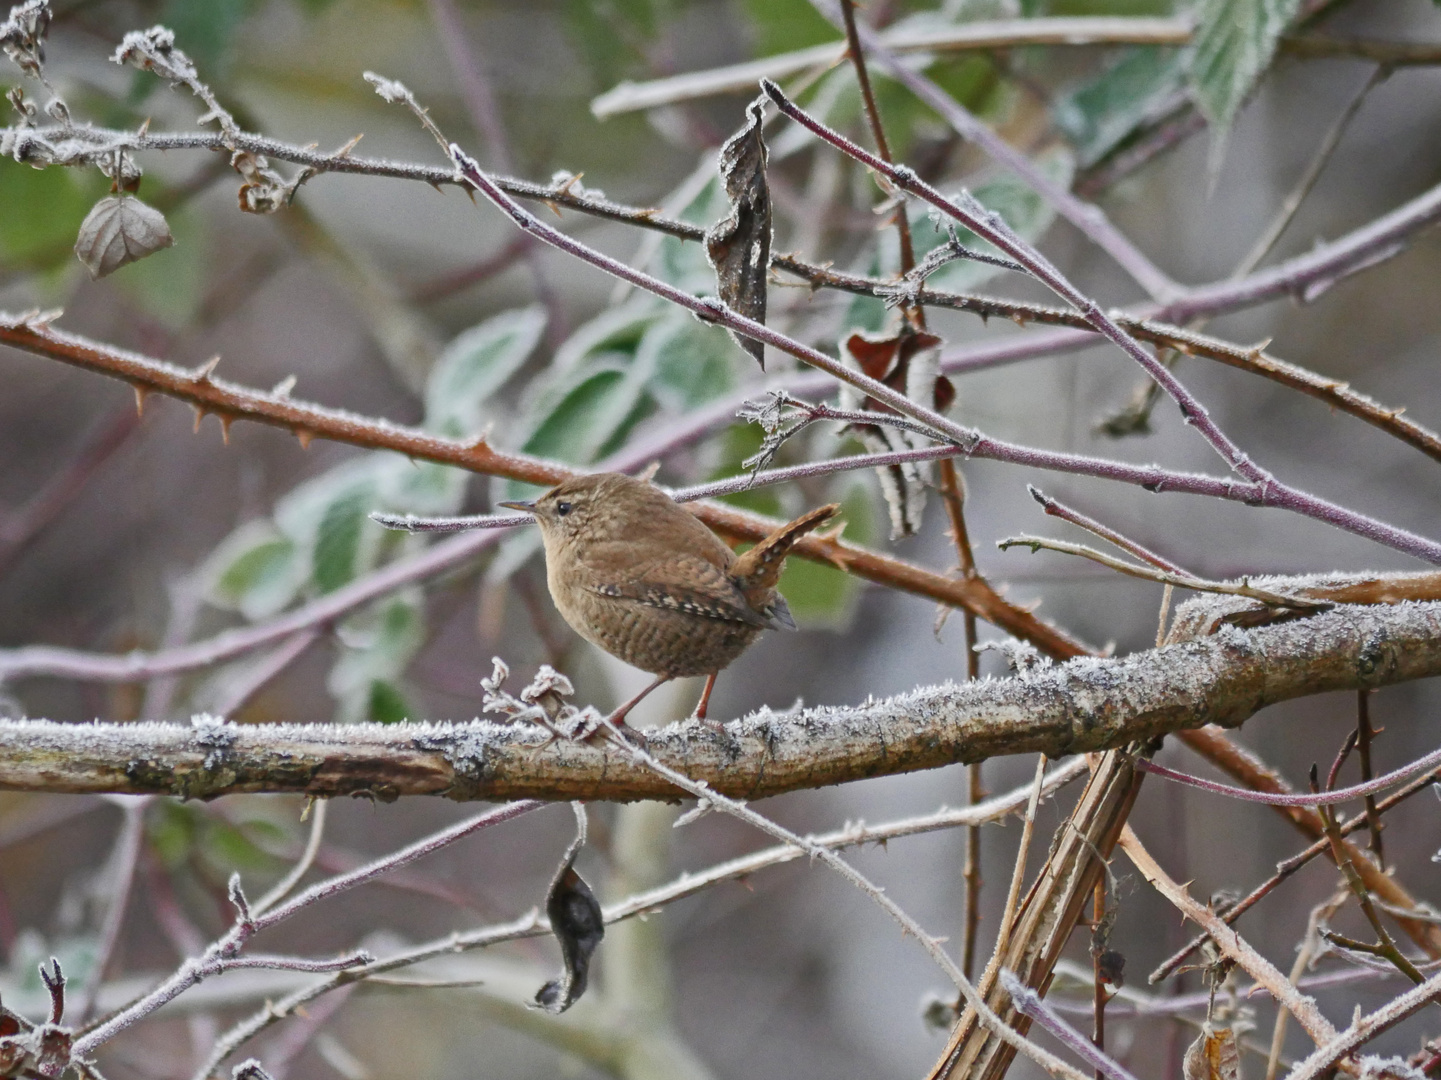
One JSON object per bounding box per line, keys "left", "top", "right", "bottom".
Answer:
{"left": 501, "top": 472, "right": 839, "bottom": 727}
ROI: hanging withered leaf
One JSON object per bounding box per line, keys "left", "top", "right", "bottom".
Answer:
{"left": 705, "top": 98, "right": 772, "bottom": 367}
{"left": 74, "top": 194, "right": 174, "bottom": 279}
{"left": 534, "top": 809, "right": 605, "bottom": 1014}
{"left": 1183, "top": 1024, "right": 1242, "bottom": 1080}
{"left": 838, "top": 326, "right": 949, "bottom": 539}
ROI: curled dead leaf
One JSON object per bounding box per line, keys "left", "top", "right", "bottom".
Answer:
{"left": 74, "top": 194, "right": 174, "bottom": 279}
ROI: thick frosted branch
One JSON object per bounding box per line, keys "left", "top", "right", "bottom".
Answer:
{"left": 2, "top": 600, "right": 1437, "bottom": 802}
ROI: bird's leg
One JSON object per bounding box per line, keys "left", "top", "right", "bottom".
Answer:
{"left": 602, "top": 673, "right": 672, "bottom": 744}
{"left": 694, "top": 672, "right": 719, "bottom": 721}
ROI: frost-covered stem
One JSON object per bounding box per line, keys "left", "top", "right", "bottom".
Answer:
{"left": 73, "top": 797, "right": 149, "bottom": 1021}
{"left": 251, "top": 800, "right": 544, "bottom": 931}
{"left": 6, "top": 121, "right": 1437, "bottom": 321}
{"left": 448, "top": 147, "right": 1441, "bottom": 563}
{"left": 448, "top": 147, "right": 982, "bottom": 452}
{"left": 1166, "top": 176, "right": 1441, "bottom": 320}
{"left": 993, "top": 754, "right": 1048, "bottom": 968}
{"left": 1001, "top": 971, "right": 1141, "bottom": 1080}
{"left": 595, "top": 719, "right": 1094, "bottom": 1080}
{"left": 806, "top": 0, "right": 1180, "bottom": 303}
{"left": 1117, "top": 827, "right": 1339, "bottom": 1046}
{"left": 195, "top": 911, "right": 545, "bottom": 1080}
{"left": 1283, "top": 969, "right": 1441, "bottom": 1080}
{"left": 253, "top": 800, "right": 327, "bottom": 916}
{"left": 199, "top": 766, "right": 1092, "bottom": 1075}
{"left": 216, "top": 952, "right": 374, "bottom": 973}
{"left": 71, "top": 800, "right": 543, "bottom": 1058}
{"left": 375, "top": 443, "right": 964, "bottom": 531}
{"left": 0, "top": 313, "right": 1080, "bottom": 672}
{"left": 5, "top": 600, "right": 1441, "bottom": 802}
{"left": 759, "top": 84, "right": 1441, "bottom": 560}
{"left": 1148, "top": 754, "right": 1441, "bottom": 983}
{"left": 72, "top": 885, "right": 262, "bottom": 1056}
{"left": 1027, "top": 487, "right": 1187, "bottom": 574}
{"left": 998, "top": 536, "right": 1329, "bottom": 609}
{"left": 760, "top": 79, "right": 1260, "bottom": 482}
{"left": 0, "top": 525, "right": 508, "bottom": 683}
{"left": 1135, "top": 747, "right": 1441, "bottom": 807}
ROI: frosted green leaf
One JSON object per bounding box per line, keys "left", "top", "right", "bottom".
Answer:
{"left": 641, "top": 313, "right": 740, "bottom": 411}
{"left": 1053, "top": 48, "right": 1188, "bottom": 168}
{"left": 425, "top": 305, "right": 546, "bottom": 436}
{"left": 1189, "top": 0, "right": 1302, "bottom": 136}
{"left": 328, "top": 591, "right": 425, "bottom": 701}
{"left": 201, "top": 520, "right": 305, "bottom": 620}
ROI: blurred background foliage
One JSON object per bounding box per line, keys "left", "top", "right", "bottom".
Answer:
{"left": 3, "top": 0, "right": 1441, "bottom": 1076}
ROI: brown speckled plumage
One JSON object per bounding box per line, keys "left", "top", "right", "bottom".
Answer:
{"left": 505, "top": 472, "right": 839, "bottom": 681}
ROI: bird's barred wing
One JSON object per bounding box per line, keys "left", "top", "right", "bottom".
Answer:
{"left": 579, "top": 550, "right": 772, "bottom": 628}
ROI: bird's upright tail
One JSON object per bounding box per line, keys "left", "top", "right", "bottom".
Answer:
{"left": 731, "top": 503, "right": 842, "bottom": 598}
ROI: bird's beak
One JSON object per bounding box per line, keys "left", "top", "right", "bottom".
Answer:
{"left": 498, "top": 499, "right": 537, "bottom": 513}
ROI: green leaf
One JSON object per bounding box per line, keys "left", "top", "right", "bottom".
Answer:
{"left": 366, "top": 679, "right": 412, "bottom": 724}
{"left": 149, "top": 802, "right": 200, "bottom": 868}
{"left": 1189, "top": 0, "right": 1302, "bottom": 135}
{"left": 551, "top": 301, "right": 661, "bottom": 374}
{"left": 311, "top": 486, "right": 372, "bottom": 594}
{"left": 425, "top": 305, "right": 547, "bottom": 437}
{"left": 642, "top": 313, "right": 740, "bottom": 411}
{"left": 376, "top": 454, "right": 468, "bottom": 517}
{"left": 201, "top": 520, "right": 305, "bottom": 620}
{"left": 329, "top": 592, "right": 426, "bottom": 721}
{"left": 521, "top": 361, "right": 654, "bottom": 465}
{"left": 1053, "top": 47, "right": 1188, "bottom": 168}
{"left": 275, "top": 460, "right": 383, "bottom": 593}
{"left": 912, "top": 145, "right": 1076, "bottom": 292}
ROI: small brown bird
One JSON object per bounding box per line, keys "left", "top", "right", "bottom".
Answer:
{"left": 501, "top": 472, "right": 839, "bottom": 727}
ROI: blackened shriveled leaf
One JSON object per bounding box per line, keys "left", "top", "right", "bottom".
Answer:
{"left": 535, "top": 806, "right": 604, "bottom": 1014}
{"left": 705, "top": 98, "right": 771, "bottom": 367}
{"left": 74, "top": 194, "right": 174, "bottom": 279}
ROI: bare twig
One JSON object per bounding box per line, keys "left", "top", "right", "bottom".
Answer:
{"left": 998, "top": 536, "right": 1330, "bottom": 610}
{"left": 1354, "top": 691, "right": 1385, "bottom": 865}
{"left": 1283, "top": 969, "right": 1441, "bottom": 1080}
{"left": 759, "top": 81, "right": 1441, "bottom": 563}
{"left": 70, "top": 800, "right": 544, "bottom": 1058}
{"left": 806, "top": 0, "right": 1180, "bottom": 302}
{"left": 1118, "top": 827, "right": 1339, "bottom": 1046}
{"left": 253, "top": 800, "right": 328, "bottom": 917}
{"left": 1148, "top": 751, "right": 1441, "bottom": 984}
{"left": 1028, "top": 487, "right": 1187, "bottom": 574}
{"left": 587, "top": 708, "right": 1095, "bottom": 1080}
{"left": 72, "top": 797, "right": 150, "bottom": 1022}
{"left": 994, "top": 754, "right": 1049, "bottom": 966}
{"left": 1136, "top": 746, "right": 1441, "bottom": 807}
{"left": 199, "top": 760, "right": 1089, "bottom": 1074}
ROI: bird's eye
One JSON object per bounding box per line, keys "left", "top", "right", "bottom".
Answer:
{"left": 555, "top": 501, "right": 573, "bottom": 517}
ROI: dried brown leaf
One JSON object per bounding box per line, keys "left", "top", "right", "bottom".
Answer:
{"left": 73, "top": 194, "right": 174, "bottom": 279}
{"left": 705, "top": 98, "right": 771, "bottom": 367}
